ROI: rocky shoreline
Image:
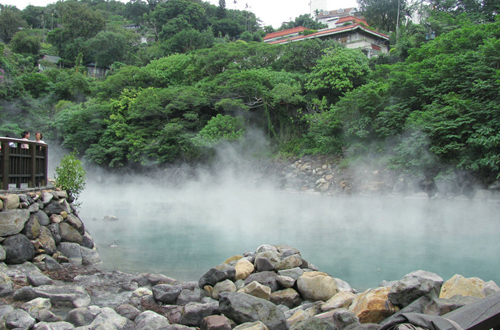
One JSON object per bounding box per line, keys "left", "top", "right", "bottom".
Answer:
{"left": 0, "top": 188, "right": 499, "bottom": 329}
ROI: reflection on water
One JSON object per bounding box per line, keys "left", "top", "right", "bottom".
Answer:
{"left": 80, "top": 182, "right": 500, "bottom": 291}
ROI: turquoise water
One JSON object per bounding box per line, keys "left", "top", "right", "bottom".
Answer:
{"left": 80, "top": 182, "right": 500, "bottom": 291}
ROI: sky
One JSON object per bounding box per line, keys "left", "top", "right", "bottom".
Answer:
{"left": 1, "top": 0, "right": 358, "bottom": 28}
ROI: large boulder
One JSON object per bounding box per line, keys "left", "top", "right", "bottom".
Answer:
{"left": 439, "top": 274, "right": 485, "bottom": 299}
{"left": 153, "top": 284, "right": 182, "bottom": 304}
{"left": 349, "top": 287, "right": 398, "bottom": 323}
{"left": 66, "top": 213, "right": 85, "bottom": 235}
{"left": 88, "top": 307, "right": 134, "bottom": 330}
{"left": 59, "top": 222, "right": 83, "bottom": 244}
{"left": 180, "top": 301, "right": 219, "bottom": 326}
{"left": 388, "top": 270, "right": 443, "bottom": 308}
{"left": 45, "top": 199, "right": 71, "bottom": 215}
{"left": 219, "top": 292, "right": 287, "bottom": 330}
{"left": 32, "top": 211, "right": 50, "bottom": 226}
{"left": 4, "top": 308, "right": 36, "bottom": 329}
{"left": 58, "top": 242, "right": 83, "bottom": 265}
{"left": 2, "top": 194, "right": 20, "bottom": 209}
{"left": 2, "top": 233, "right": 35, "bottom": 264}
{"left": 244, "top": 271, "right": 279, "bottom": 292}
{"left": 22, "top": 216, "right": 41, "bottom": 239}
{"left": 36, "top": 227, "right": 57, "bottom": 255}
{"left": 14, "top": 285, "right": 91, "bottom": 308}
{"left": 296, "top": 272, "right": 338, "bottom": 302}
{"left": 0, "top": 209, "right": 30, "bottom": 236}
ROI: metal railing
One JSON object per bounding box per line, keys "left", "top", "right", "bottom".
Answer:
{"left": 0, "top": 137, "right": 49, "bottom": 190}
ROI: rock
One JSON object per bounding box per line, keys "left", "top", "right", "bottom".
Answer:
{"left": 0, "top": 271, "right": 14, "bottom": 297}
{"left": 277, "top": 268, "right": 304, "bottom": 280}
{"left": 349, "top": 287, "right": 398, "bottom": 323}
{"left": 439, "top": 274, "right": 485, "bottom": 299}
{"left": 290, "top": 316, "right": 336, "bottom": 330}
{"left": 153, "top": 284, "right": 182, "bottom": 304}
{"left": 115, "top": 304, "right": 141, "bottom": 321}
{"left": 275, "top": 255, "right": 302, "bottom": 271}
{"left": 50, "top": 214, "right": 64, "bottom": 224}
{"left": 14, "top": 285, "right": 91, "bottom": 308}
{"left": 177, "top": 287, "right": 204, "bottom": 305}
{"left": 180, "top": 301, "right": 219, "bottom": 326}
{"left": 21, "top": 297, "right": 52, "bottom": 319}
{"left": 199, "top": 265, "right": 236, "bottom": 288}
{"left": 35, "top": 308, "right": 62, "bottom": 322}
{"left": 213, "top": 279, "right": 237, "bottom": 300}
{"left": 4, "top": 308, "right": 37, "bottom": 329}
{"left": 388, "top": 270, "right": 443, "bottom": 308}
{"left": 318, "top": 308, "right": 360, "bottom": 330}
{"left": 270, "top": 288, "right": 301, "bottom": 308}
{"left": 321, "top": 291, "right": 356, "bottom": 312}
{"left": 66, "top": 307, "right": 96, "bottom": 326}
{"left": 296, "top": 271, "right": 338, "bottom": 302}
{"left": 80, "top": 246, "right": 101, "bottom": 266}
{"left": 41, "top": 192, "right": 53, "bottom": 204}
{"left": 276, "top": 275, "right": 295, "bottom": 288}
{"left": 48, "top": 223, "right": 62, "bottom": 244}
{"left": 59, "top": 222, "right": 83, "bottom": 244}
{"left": 0, "top": 199, "right": 3, "bottom": 210}
{"left": 58, "top": 242, "right": 83, "bottom": 265}
{"left": 23, "top": 216, "right": 41, "bottom": 239}
{"left": 379, "top": 296, "right": 431, "bottom": 326}
{"left": 46, "top": 199, "right": 72, "bottom": 215}
{"left": 28, "top": 202, "right": 40, "bottom": 213}
{"left": 88, "top": 307, "right": 133, "bottom": 330}
{"left": 135, "top": 310, "right": 170, "bottom": 330}
{"left": 3, "top": 194, "right": 20, "bottom": 209}
{"left": 66, "top": 214, "right": 85, "bottom": 235}
{"left": 0, "top": 209, "right": 30, "bottom": 236}
{"left": 32, "top": 211, "right": 50, "bottom": 226}
{"left": 286, "top": 303, "right": 322, "bottom": 328}
{"left": 240, "top": 281, "right": 271, "bottom": 300}
{"left": 219, "top": 292, "right": 287, "bottom": 330}
{"left": 36, "top": 226, "right": 57, "bottom": 255}
{"left": 2, "top": 233, "right": 35, "bottom": 264}
{"left": 233, "top": 321, "right": 269, "bottom": 330}
{"left": 45, "top": 255, "right": 64, "bottom": 271}
{"left": 234, "top": 259, "right": 255, "bottom": 281}
{"left": 55, "top": 190, "right": 68, "bottom": 199}
{"left": 482, "top": 280, "right": 500, "bottom": 296}
{"left": 146, "top": 273, "right": 176, "bottom": 285}
{"left": 34, "top": 321, "right": 75, "bottom": 329}
{"left": 201, "top": 315, "right": 232, "bottom": 330}
{"left": 81, "top": 232, "right": 95, "bottom": 249}
{"left": 27, "top": 272, "right": 53, "bottom": 286}
{"left": 255, "top": 245, "right": 278, "bottom": 254}
{"left": 254, "top": 250, "right": 280, "bottom": 271}
{"left": 424, "top": 295, "right": 481, "bottom": 315}
{"left": 0, "top": 245, "right": 5, "bottom": 261}
{"left": 244, "top": 271, "right": 279, "bottom": 292}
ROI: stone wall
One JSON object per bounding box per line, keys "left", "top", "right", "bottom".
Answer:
{"left": 0, "top": 190, "right": 100, "bottom": 270}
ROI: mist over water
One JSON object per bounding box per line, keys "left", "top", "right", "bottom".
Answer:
{"left": 79, "top": 166, "right": 500, "bottom": 291}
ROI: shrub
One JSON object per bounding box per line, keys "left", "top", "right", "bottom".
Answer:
{"left": 54, "top": 152, "right": 86, "bottom": 207}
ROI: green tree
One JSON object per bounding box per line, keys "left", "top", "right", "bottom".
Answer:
{"left": 357, "top": 0, "right": 411, "bottom": 32}
{"left": 55, "top": 152, "right": 86, "bottom": 207}
{"left": 305, "top": 47, "right": 370, "bottom": 103}
{"left": 0, "top": 6, "right": 27, "bottom": 43}
{"left": 85, "top": 30, "right": 127, "bottom": 67}
{"left": 196, "top": 114, "right": 245, "bottom": 145}
{"left": 10, "top": 31, "right": 41, "bottom": 55}
{"left": 279, "top": 14, "right": 327, "bottom": 30}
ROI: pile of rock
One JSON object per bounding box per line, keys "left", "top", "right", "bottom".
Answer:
{"left": 0, "top": 190, "right": 100, "bottom": 275}
{"left": 0, "top": 242, "right": 499, "bottom": 329}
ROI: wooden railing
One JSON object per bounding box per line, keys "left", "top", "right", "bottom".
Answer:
{"left": 0, "top": 137, "right": 49, "bottom": 190}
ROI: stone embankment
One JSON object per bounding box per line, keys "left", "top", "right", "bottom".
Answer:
{"left": 0, "top": 190, "right": 499, "bottom": 329}
{"left": 271, "top": 155, "right": 500, "bottom": 200}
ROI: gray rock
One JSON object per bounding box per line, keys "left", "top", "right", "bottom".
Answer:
{"left": 289, "top": 317, "right": 336, "bottom": 330}
{"left": 199, "top": 266, "right": 236, "bottom": 288}
{"left": 115, "top": 304, "right": 141, "bottom": 320}
{"left": 2, "top": 233, "right": 35, "bottom": 264}
{"left": 180, "top": 301, "right": 219, "bottom": 326}
{"left": 0, "top": 245, "right": 5, "bottom": 261}
{"left": 36, "top": 308, "right": 63, "bottom": 322}
{"left": 21, "top": 297, "right": 56, "bottom": 321}
{"left": 28, "top": 202, "right": 40, "bottom": 213}
{"left": 424, "top": 295, "right": 481, "bottom": 315}
{"left": 219, "top": 292, "right": 287, "bottom": 330}
{"left": 88, "top": 307, "right": 134, "bottom": 330}
{"left": 46, "top": 199, "right": 72, "bottom": 215}
{"left": 330, "top": 308, "right": 360, "bottom": 330}
{"left": 177, "top": 287, "right": 204, "bottom": 305}
{"left": 66, "top": 214, "right": 85, "bottom": 235}
{"left": 270, "top": 288, "right": 302, "bottom": 308}
{"left": 37, "top": 226, "right": 58, "bottom": 255}
{"left": 34, "top": 321, "right": 75, "bottom": 330}
{"left": 0, "top": 304, "right": 14, "bottom": 319}
{"left": 31, "top": 211, "right": 50, "bottom": 227}
{"left": 0, "top": 209, "right": 30, "bottom": 236}
{"left": 80, "top": 246, "right": 101, "bottom": 266}
{"left": 135, "top": 311, "right": 170, "bottom": 330}
{"left": 388, "top": 270, "right": 443, "bottom": 308}
{"left": 81, "top": 232, "right": 95, "bottom": 249}
{"left": 153, "top": 284, "right": 182, "bottom": 304}
{"left": 45, "top": 255, "right": 64, "bottom": 271}
{"left": 0, "top": 271, "right": 13, "bottom": 297}
{"left": 14, "top": 285, "right": 91, "bottom": 308}
{"left": 27, "top": 272, "right": 54, "bottom": 286}
{"left": 58, "top": 242, "right": 83, "bottom": 265}
{"left": 59, "top": 222, "right": 83, "bottom": 244}
{"left": 48, "top": 223, "right": 62, "bottom": 244}
{"left": 66, "top": 307, "right": 96, "bottom": 327}
{"left": 254, "top": 250, "right": 280, "bottom": 272}
{"left": 277, "top": 267, "right": 304, "bottom": 280}
{"left": 4, "top": 308, "right": 36, "bottom": 329}
{"left": 41, "top": 192, "right": 54, "bottom": 204}
{"left": 244, "top": 271, "right": 279, "bottom": 292}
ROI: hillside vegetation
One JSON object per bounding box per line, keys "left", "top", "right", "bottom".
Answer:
{"left": 0, "top": 0, "right": 499, "bottom": 184}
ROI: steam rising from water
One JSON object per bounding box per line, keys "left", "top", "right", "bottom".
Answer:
{"left": 79, "top": 160, "right": 500, "bottom": 290}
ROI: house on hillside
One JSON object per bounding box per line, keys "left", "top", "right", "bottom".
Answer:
{"left": 86, "top": 63, "right": 110, "bottom": 78}
{"left": 316, "top": 7, "right": 361, "bottom": 28}
{"left": 38, "top": 55, "right": 62, "bottom": 71}
{"left": 263, "top": 10, "right": 389, "bottom": 58}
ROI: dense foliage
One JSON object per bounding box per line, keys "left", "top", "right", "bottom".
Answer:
{"left": 1, "top": 0, "right": 499, "bottom": 185}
